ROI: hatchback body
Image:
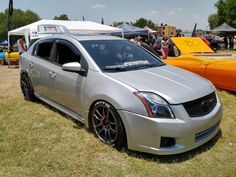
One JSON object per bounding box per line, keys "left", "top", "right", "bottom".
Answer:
{"left": 20, "top": 35, "right": 222, "bottom": 155}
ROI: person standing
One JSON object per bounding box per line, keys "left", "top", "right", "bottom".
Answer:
{"left": 229, "top": 35, "right": 234, "bottom": 50}
{"left": 161, "top": 36, "right": 169, "bottom": 59}
{"left": 224, "top": 36, "right": 228, "bottom": 50}
{"left": 17, "top": 36, "right": 26, "bottom": 54}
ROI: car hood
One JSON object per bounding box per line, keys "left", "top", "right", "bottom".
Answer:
{"left": 106, "top": 65, "right": 215, "bottom": 104}
{"left": 171, "top": 37, "right": 214, "bottom": 54}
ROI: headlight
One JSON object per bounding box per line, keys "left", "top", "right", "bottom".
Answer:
{"left": 134, "top": 92, "right": 175, "bottom": 119}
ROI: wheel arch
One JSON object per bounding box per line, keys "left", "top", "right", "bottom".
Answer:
{"left": 20, "top": 69, "right": 29, "bottom": 77}
{"left": 86, "top": 96, "right": 123, "bottom": 130}
{"left": 0, "top": 57, "right": 5, "bottom": 65}
{"left": 87, "top": 98, "right": 128, "bottom": 147}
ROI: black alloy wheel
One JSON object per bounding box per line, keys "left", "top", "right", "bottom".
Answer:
{"left": 20, "top": 74, "right": 35, "bottom": 101}
{"left": 91, "top": 101, "right": 126, "bottom": 149}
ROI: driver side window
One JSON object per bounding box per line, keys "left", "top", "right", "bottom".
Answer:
{"left": 55, "top": 41, "right": 80, "bottom": 65}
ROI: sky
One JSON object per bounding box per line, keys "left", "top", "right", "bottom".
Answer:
{"left": 0, "top": 0, "right": 218, "bottom": 31}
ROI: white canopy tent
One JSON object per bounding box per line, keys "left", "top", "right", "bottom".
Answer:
{"left": 8, "top": 19, "right": 122, "bottom": 48}
{"left": 143, "top": 26, "right": 157, "bottom": 34}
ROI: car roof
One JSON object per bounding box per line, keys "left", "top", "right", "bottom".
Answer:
{"left": 73, "top": 35, "right": 125, "bottom": 41}
{"left": 27, "top": 34, "right": 126, "bottom": 53}
{"left": 36, "top": 34, "right": 125, "bottom": 42}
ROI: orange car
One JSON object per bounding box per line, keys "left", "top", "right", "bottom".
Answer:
{"left": 165, "top": 37, "right": 236, "bottom": 92}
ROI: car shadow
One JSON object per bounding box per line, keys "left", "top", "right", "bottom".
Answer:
{"left": 32, "top": 98, "right": 222, "bottom": 162}
{"left": 125, "top": 130, "right": 222, "bottom": 163}
{"left": 217, "top": 89, "right": 236, "bottom": 95}
{"left": 225, "top": 91, "right": 236, "bottom": 95}
{"left": 34, "top": 99, "right": 84, "bottom": 129}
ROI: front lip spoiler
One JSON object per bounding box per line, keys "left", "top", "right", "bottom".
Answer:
{"left": 195, "top": 121, "right": 220, "bottom": 142}
{"left": 137, "top": 126, "right": 220, "bottom": 155}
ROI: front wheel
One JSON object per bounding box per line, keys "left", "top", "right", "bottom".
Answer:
{"left": 91, "top": 101, "right": 126, "bottom": 149}
{"left": 20, "top": 74, "right": 35, "bottom": 101}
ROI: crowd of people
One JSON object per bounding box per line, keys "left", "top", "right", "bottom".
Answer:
{"left": 130, "top": 33, "right": 235, "bottom": 59}
{"left": 130, "top": 34, "right": 180, "bottom": 59}
{"left": 0, "top": 36, "right": 27, "bottom": 54}
{"left": 0, "top": 46, "right": 8, "bottom": 52}
{"left": 224, "top": 35, "right": 235, "bottom": 50}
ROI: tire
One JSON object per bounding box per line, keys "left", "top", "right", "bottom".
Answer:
{"left": 20, "top": 74, "right": 35, "bottom": 101}
{"left": 91, "top": 101, "right": 126, "bottom": 149}
{"left": 0, "top": 58, "right": 4, "bottom": 65}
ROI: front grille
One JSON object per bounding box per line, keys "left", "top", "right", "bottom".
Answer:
{"left": 183, "top": 92, "right": 217, "bottom": 117}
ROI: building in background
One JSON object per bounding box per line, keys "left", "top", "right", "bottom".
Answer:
{"left": 157, "top": 24, "right": 177, "bottom": 37}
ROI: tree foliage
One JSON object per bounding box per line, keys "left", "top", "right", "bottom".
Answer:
{"left": 133, "top": 18, "right": 157, "bottom": 29}
{"left": 53, "top": 14, "right": 70, "bottom": 20}
{"left": 208, "top": 14, "right": 219, "bottom": 29}
{"left": 213, "top": 0, "right": 236, "bottom": 28}
{"left": 113, "top": 18, "right": 157, "bottom": 29}
{"left": 112, "top": 21, "right": 130, "bottom": 27}
{"left": 0, "top": 8, "right": 40, "bottom": 41}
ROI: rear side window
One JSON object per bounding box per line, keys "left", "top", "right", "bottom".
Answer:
{"left": 35, "top": 41, "right": 53, "bottom": 60}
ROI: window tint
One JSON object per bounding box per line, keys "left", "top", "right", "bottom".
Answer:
{"left": 36, "top": 41, "right": 53, "bottom": 60}
{"left": 80, "top": 40, "right": 164, "bottom": 72}
{"left": 55, "top": 43, "right": 80, "bottom": 65}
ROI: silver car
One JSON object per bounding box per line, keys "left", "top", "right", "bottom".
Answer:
{"left": 20, "top": 35, "right": 222, "bottom": 155}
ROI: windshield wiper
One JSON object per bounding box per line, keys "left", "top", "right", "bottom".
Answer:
{"left": 103, "top": 63, "right": 162, "bottom": 72}
{"left": 103, "top": 66, "right": 130, "bottom": 72}
{"left": 131, "top": 63, "right": 161, "bottom": 70}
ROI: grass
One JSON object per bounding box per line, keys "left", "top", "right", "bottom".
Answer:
{"left": 0, "top": 65, "right": 236, "bottom": 177}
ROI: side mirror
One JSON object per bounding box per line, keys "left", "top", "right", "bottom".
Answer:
{"left": 62, "top": 62, "right": 82, "bottom": 72}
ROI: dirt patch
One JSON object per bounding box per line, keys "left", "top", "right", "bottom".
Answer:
{"left": 0, "top": 65, "right": 19, "bottom": 84}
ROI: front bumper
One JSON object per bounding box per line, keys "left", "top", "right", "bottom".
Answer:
{"left": 118, "top": 97, "right": 222, "bottom": 155}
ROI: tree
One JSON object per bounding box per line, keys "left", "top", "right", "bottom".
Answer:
{"left": 0, "top": 8, "right": 40, "bottom": 41}
{"left": 214, "top": 0, "right": 236, "bottom": 28}
{"left": 133, "top": 18, "right": 157, "bottom": 29}
{"left": 112, "top": 21, "right": 128, "bottom": 27}
{"left": 176, "top": 28, "right": 182, "bottom": 33}
{"left": 208, "top": 14, "right": 219, "bottom": 29}
{"left": 53, "top": 14, "right": 69, "bottom": 20}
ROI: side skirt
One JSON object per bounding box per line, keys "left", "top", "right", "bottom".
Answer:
{"left": 34, "top": 93, "right": 85, "bottom": 124}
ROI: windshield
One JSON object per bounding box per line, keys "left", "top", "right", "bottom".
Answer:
{"left": 80, "top": 40, "right": 164, "bottom": 72}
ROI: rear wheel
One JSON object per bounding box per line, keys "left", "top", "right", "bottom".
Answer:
{"left": 91, "top": 101, "right": 126, "bottom": 149}
{"left": 0, "top": 58, "right": 4, "bottom": 65}
{"left": 20, "top": 74, "right": 35, "bottom": 101}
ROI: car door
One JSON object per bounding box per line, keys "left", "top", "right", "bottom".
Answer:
{"left": 47, "top": 39, "right": 88, "bottom": 116}
{"left": 29, "top": 39, "right": 56, "bottom": 99}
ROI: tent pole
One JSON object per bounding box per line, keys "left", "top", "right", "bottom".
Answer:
{"left": 7, "top": 32, "right": 11, "bottom": 68}
{"left": 24, "top": 30, "right": 30, "bottom": 49}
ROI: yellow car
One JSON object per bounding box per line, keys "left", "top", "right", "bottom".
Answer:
{"left": 0, "top": 52, "right": 20, "bottom": 65}
{"left": 165, "top": 37, "right": 236, "bottom": 92}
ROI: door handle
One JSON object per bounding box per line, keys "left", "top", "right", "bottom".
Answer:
{"left": 49, "top": 71, "right": 56, "bottom": 78}
{"left": 29, "top": 63, "right": 34, "bottom": 68}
